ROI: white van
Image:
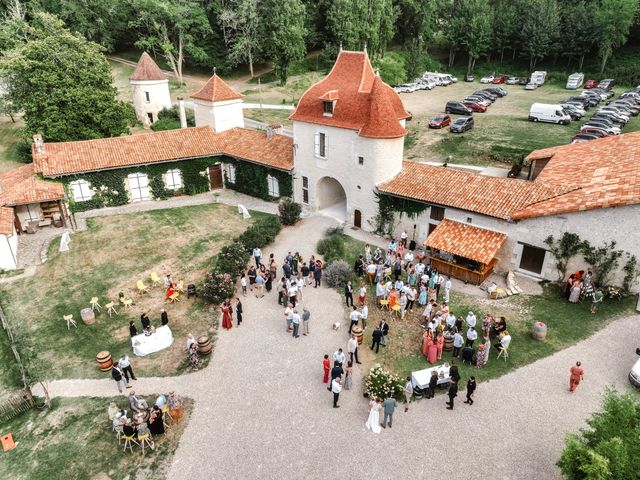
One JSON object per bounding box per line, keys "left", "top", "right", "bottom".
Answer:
{"left": 531, "top": 71, "right": 547, "bottom": 85}
{"left": 528, "top": 103, "right": 571, "bottom": 124}
{"left": 423, "top": 72, "right": 442, "bottom": 86}
{"left": 566, "top": 72, "right": 584, "bottom": 90}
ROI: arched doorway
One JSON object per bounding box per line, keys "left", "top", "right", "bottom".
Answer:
{"left": 316, "top": 176, "right": 347, "bottom": 222}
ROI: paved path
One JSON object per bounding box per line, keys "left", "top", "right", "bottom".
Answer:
{"left": 34, "top": 215, "right": 640, "bottom": 479}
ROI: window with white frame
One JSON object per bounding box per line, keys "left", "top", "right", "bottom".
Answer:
{"left": 163, "top": 169, "right": 182, "bottom": 190}
{"left": 314, "top": 132, "right": 327, "bottom": 158}
{"left": 69, "top": 179, "right": 93, "bottom": 202}
{"left": 267, "top": 174, "right": 280, "bottom": 197}
{"left": 227, "top": 164, "right": 236, "bottom": 184}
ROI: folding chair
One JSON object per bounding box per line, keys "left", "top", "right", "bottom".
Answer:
{"left": 113, "top": 425, "right": 123, "bottom": 445}
{"left": 379, "top": 299, "right": 389, "bottom": 310}
{"left": 176, "top": 280, "right": 185, "bottom": 293}
{"left": 150, "top": 272, "right": 162, "bottom": 287}
{"left": 497, "top": 345, "right": 509, "bottom": 361}
{"left": 105, "top": 302, "right": 118, "bottom": 317}
{"left": 90, "top": 297, "right": 102, "bottom": 312}
{"left": 391, "top": 304, "right": 401, "bottom": 317}
{"left": 123, "top": 298, "right": 133, "bottom": 310}
{"left": 122, "top": 433, "right": 139, "bottom": 453}
{"left": 169, "top": 292, "right": 180, "bottom": 303}
{"left": 137, "top": 433, "right": 154, "bottom": 455}
{"left": 161, "top": 404, "right": 172, "bottom": 429}
{"left": 136, "top": 280, "right": 149, "bottom": 295}
{"left": 63, "top": 314, "right": 77, "bottom": 330}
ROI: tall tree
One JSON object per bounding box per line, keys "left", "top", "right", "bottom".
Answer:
{"left": 441, "top": 0, "right": 469, "bottom": 67}
{"left": 131, "top": 0, "right": 211, "bottom": 84}
{"left": 0, "top": 12, "right": 135, "bottom": 141}
{"left": 519, "top": 0, "right": 559, "bottom": 69}
{"left": 458, "top": 0, "right": 492, "bottom": 72}
{"left": 263, "top": 0, "right": 307, "bottom": 85}
{"left": 395, "top": 0, "right": 435, "bottom": 45}
{"left": 491, "top": 0, "right": 516, "bottom": 63}
{"left": 559, "top": 0, "right": 596, "bottom": 71}
{"left": 220, "top": 0, "right": 262, "bottom": 77}
{"left": 594, "top": 0, "right": 638, "bottom": 73}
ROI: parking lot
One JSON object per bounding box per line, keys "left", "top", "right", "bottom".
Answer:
{"left": 399, "top": 80, "right": 640, "bottom": 167}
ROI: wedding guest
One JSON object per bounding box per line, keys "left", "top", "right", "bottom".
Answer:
{"left": 129, "top": 321, "right": 137, "bottom": 337}
{"left": 569, "top": 361, "right": 585, "bottom": 392}
{"left": 322, "top": 354, "right": 331, "bottom": 384}
{"left": 148, "top": 405, "right": 165, "bottom": 435}
{"left": 344, "top": 360, "right": 353, "bottom": 390}
{"left": 119, "top": 354, "right": 136, "bottom": 382}
{"left": 302, "top": 306, "right": 311, "bottom": 335}
{"left": 464, "top": 377, "right": 477, "bottom": 405}
{"left": 404, "top": 377, "right": 413, "bottom": 412}
{"left": 236, "top": 297, "right": 243, "bottom": 326}
{"left": 160, "top": 309, "right": 169, "bottom": 326}
{"left": 189, "top": 343, "right": 199, "bottom": 371}
{"left": 169, "top": 391, "right": 183, "bottom": 423}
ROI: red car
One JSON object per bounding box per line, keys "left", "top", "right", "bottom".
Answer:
{"left": 462, "top": 101, "right": 487, "bottom": 112}
{"left": 492, "top": 75, "right": 508, "bottom": 84}
{"left": 584, "top": 79, "right": 599, "bottom": 89}
{"left": 429, "top": 114, "right": 451, "bottom": 129}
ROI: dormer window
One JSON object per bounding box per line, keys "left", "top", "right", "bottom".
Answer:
{"left": 323, "top": 101, "right": 334, "bottom": 116}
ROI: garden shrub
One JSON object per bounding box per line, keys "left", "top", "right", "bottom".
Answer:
{"left": 323, "top": 260, "right": 352, "bottom": 288}
{"left": 316, "top": 234, "right": 345, "bottom": 264}
{"left": 278, "top": 197, "right": 302, "bottom": 225}
{"left": 202, "top": 272, "right": 236, "bottom": 304}
{"left": 236, "top": 217, "right": 282, "bottom": 253}
{"left": 215, "top": 242, "right": 249, "bottom": 277}
{"left": 363, "top": 365, "right": 405, "bottom": 401}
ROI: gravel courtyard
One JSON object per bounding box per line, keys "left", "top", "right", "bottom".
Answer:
{"left": 40, "top": 215, "right": 640, "bottom": 480}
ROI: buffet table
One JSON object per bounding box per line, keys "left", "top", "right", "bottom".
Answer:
{"left": 131, "top": 325, "right": 174, "bottom": 356}
{"left": 411, "top": 364, "right": 451, "bottom": 389}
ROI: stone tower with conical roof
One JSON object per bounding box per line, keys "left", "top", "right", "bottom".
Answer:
{"left": 130, "top": 52, "right": 172, "bottom": 126}
{"left": 190, "top": 73, "right": 245, "bottom": 132}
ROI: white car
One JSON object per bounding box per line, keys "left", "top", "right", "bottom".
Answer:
{"left": 506, "top": 76, "right": 519, "bottom": 85}
{"left": 630, "top": 348, "right": 640, "bottom": 388}
{"left": 597, "top": 108, "right": 629, "bottom": 122}
{"left": 480, "top": 75, "right": 494, "bottom": 84}
{"left": 394, "top": 83, "right": 417, "bottom": 93}
{"left": 525, "top": 83, "right": 538, "bottom": 90}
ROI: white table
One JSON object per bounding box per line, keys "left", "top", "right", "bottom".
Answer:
{"left": 411, "top": 364, "right": 451, "bottom": 389}
{"left": 131, "top": 325, "right": 174, "bottom": 356}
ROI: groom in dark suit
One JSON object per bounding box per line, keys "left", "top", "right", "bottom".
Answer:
{"left": 371, "top": 325, "right": 383, "bottom": 353}
{"left": 380, "top": 319, "right": 389, "bottom": 346}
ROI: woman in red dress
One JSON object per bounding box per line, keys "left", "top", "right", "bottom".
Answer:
{"left": 323, "top": 354, "right": 331, "bottom": 383}
{"left": 221, "top": 300, "right": 233, "bottom": 330}
{"left": 569, "top": 361, "right": 584, "bottom": 392}
{"left": 436, "top": 333, "right": 444, "bottom": 360}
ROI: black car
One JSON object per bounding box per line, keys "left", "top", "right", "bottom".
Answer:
{"left": 483, "top": 87, "right": 508, "bottom": 97}
{"left": 445, "top": 101, "right": 473, "bottom": 115}
{"left": 450, "top": 116, "right": 474, "bottom": 133}
{"left": 518, "top": 77, "right": 530, "bottom": 85}
{"left": 464, "top": 74, "right": 474, "bottom": 82}
{"left": 564, "top": 99, "right": 590, "bottom": 110}
{"left": 473, "top": 90, "right": 497, "bottom": 101}
{"left": 591, "top": 113, "right": 625, "bottom": 127}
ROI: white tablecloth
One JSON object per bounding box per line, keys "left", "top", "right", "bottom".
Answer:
{"left": 412, "top": 364, "right": 451, "bottom": 389}
{"left": 131, "top": 325, "right": 174, "bottom": 356}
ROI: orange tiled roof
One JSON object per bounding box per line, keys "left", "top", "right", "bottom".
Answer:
{"left": 130, "top": 52, "right": 166, "bottom": 82}
{"left": 31, "top": 127, "right": 293, "bottom": 176}
{"left": 378, "top": 161, "right": 574, "bottom": 220}
{"left": 425, "top": 219, "right": 507, "bottom": 265}
{"left": 0, "top": 164, "right": 64, "bottom": 206}
{"left": 0, "top": 207, "right": 14, "bottom": 235}
{"left": 290, "top": 50, "right": 410, "bottom": 138}
{"left": 191, "top": 74, "right": 244, "bottom": 102}
{"left": 513, "top": 132, "right": 640, "bottom": 219}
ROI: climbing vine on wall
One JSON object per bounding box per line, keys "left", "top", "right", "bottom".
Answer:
{"left": 61, "top": 157, "right": 218, "bottom": 212}
{"left": 222, "top": 156, "right": 292, "bottom": 201}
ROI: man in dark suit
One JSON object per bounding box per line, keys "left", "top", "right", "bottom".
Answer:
{"left": 380, "top": 320, "right": 389, "bottom": 346}
{"left": 327, "top": 361, "right": 343, "bottom": 391}
{"left": 446, "top": 378, "right": 458, "bottom": 410}
{"left": 427, "top": 370, "right": 438, "bottom": 399}
{"left": 111, "top": 362, "right": 127, "bottom": 393}
{"left": 160, "top": 309, "right": 169, "bottom": 326}
{"left": 344, "top": 282, "right": 354, "bottom": 307}
{"left": 371, "top": 325, "right": 383, "bottom": 353}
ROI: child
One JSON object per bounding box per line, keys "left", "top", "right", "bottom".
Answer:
{"left": 240, "top": 272, "right": 247, "bottom": 296}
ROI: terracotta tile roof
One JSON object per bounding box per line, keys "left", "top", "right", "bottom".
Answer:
{"left": 130, "top": 53, "right": 166, "bottom": 82}
{"left": 378, "top": 161, "right": 573, "bottom": 220}
{"left": 0, "top": 164, "right": 64, "bottom": 206}
{"left": 425, "top": 219, "right": 507, "bottom": 265}
{"left": 514, "top": 132, "right": 640, "bottom": 219}
{"left": 0, "top": 207, "right": 14, "bottom": 235}
{"left": 319, "top": 90, "right": 339, "bottom": 101}
{"left": 289, "top": 50, "right": 409, "bottom": 138}
{"left": 32, "top": 127, "right": 293, "bottom": 177}
{"left": 191, "top": 74, "right": 244, "bottom": 102}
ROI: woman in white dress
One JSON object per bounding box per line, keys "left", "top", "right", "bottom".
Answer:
{"left": 365, "top": 398, "right": 382, "bottom": 434}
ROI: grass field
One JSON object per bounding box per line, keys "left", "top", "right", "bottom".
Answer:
{"left": 0, "top": 396, "right": 191, "bottom": 480}
{"left": 0, "top": 204, "right": 268, "bottom": 383}
{"left": 0, "top": 117, "right": 27, "bottom": 173}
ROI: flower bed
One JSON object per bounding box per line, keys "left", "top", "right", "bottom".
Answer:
{"left": 363, "top": 365, "right": 405, "bottom": 401}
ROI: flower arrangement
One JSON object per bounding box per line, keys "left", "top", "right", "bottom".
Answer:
{"left": 363, "top": 365, "right": 405, "bottom": 401}
{"left": 603, "top": 285, "right": 624, "bottom": 300}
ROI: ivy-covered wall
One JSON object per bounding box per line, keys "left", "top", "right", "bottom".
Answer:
{"left": 378, "top": 192, "right": 428, "bottom": 218}
{"left": 63, "top": 157, "right": 218, "bottom": 213}
{"left": 222, "top": 156, "right": 293, "bottom": 201}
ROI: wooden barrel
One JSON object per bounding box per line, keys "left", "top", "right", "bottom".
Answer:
{"left": 532, "top": 321, "right": 547, "bottom": 340}
{"left": 443, "top": 334, "right": 454, "bottom": 352}
{"left": 413, "top": 386, "right": 423, "bottom": 398}
{"left": 197, "top": 335, "right": 212, "bottom": 355}
{"left": 96, "top": 351, "right": 113, "bottom": 372}
{"left": 81, "top": 308, "right": 95, "bottom": 325}
{"left": 351, "top": 326, "right": 364, "bottom": 345}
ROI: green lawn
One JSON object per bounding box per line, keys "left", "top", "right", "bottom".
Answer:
{"left": 0, "top": 396, "right": 191, "bottom": 480}
{"left": 1, "top": 204, "right": 269, "bottom": 381}
{"left": 0, "top": 117, "right": 27, "bottom": 173}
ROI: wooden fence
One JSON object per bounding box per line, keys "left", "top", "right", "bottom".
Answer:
{"left": 0, "top": 389, "right": 34, "bottom": 424}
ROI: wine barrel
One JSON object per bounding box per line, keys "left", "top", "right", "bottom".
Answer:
{"left": 81, "top": 308, "right": 95, "bottom": 325}
{"left": 197, "top": 335, "right": 212, "bottom": 355}
{"left": 532, "top": 321, "right": 547, "bottom": 340}
{"left": 413, "top": 386, "right": 423, "bottom": 398}
{"left": 443, "top": 334, "right": 454, "bottom": 352}
{"left": 351, "top": 326, "right": 364, "bottom": 345}
{"left": 96, "top": 351, "right": 113, "bottom": 372}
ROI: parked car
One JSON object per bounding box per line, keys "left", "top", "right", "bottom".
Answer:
{"left": 566, "top": 72, "right": 584, "bottom": 90}
{"left": 591, "top": 113, "right": 625, "bottom": 127}
{"left": 394, "top": 84, "right": 416, "bottom": 93}
{"left": 584, "top": 79, "right": 599, "bottom": 89}
{"left": 564, "top": 99, "right": 590, "bottom": 110}
{"left": 583, "top": 121, "right": 621, "bottom": 135}
{"left": 598, "top": 78, "right": 615, "bottom": 90}
{"left": 578, "top": 127, "right": 608, "bottom": 138}
{"left": 528, "top": 103, "right": 571, "bottom": 124}
{"left": 620, "top": 91, "right": 640, "bottom": 102}
{"left": 464, "top": 95, "right": 491, "bottom": 107}
{"left": 429, "top": 114, "right": 451, "bottom": 129}
{"left": 444, "top": 101, "right": 473, "bottom": 115}
{"left": 450, "top": 116, "right": 474, "bottom": 133}
{"left": 506, "top": 76, "right": 519, "bottom": 85}
{"left": 518, "top": 77, "right": 530, "bottom": 85}
{"left": 571, "top": 133, "right": 600, "bottom": 143}
{"left": 591, "top": 87, "right": 614, "bottom": 99}
{"left": 480, "top": 75, "right": 494, "bottom": 83}
{"left": 492, "top": 75, "right": 509, "bottom": 84}
{"left": 462, "top": 101, "right": 488, "bottom": 112}
{"left": 629, "top": 348, "right": 640, "bottom": 388}
{"left": 597, "top": 107, "right": 629, "bottom": 122}
{"left": 609, "top": 100, "right": 640, "bottom": 116}
{"left": 525, "top": 82, "right": 538, "bottom": 90}
{"left": 484, "top": 87, "right": 508, "bottom": 97}
{"left": 473, "top": 90, "right": 497, "bottom": 101}
{"left": 464, "top": 73, "right": 475, "bottom": 82}
{"left": 560, "top": 104, "right": 584, "bottom": 120}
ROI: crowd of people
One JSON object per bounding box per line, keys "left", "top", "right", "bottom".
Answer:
{"left": 564, "top": 269, "right": 604, "bottom": 313}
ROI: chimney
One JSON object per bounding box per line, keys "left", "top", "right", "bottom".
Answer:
{"left": 177, "top": 97, "right": 187, "bottom": 129}
{"left": 266, "top": 124, "right": 283, "bottom": 139}
{"left": 33, "top": 134, "right": 44, "bottom": 154}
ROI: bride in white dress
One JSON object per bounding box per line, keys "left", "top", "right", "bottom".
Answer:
{"left": 365, "top": 398, "right": 382, "bottom": 433}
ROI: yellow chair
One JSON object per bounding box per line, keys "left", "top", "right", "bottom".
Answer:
{"left": 379, "top": 299, "right": 389, "bottom": 310}
{"left": 136, "top": 280, "right": 149, "bottom": 295}
{"left": 497, "top": 344, "right": 509, "bottom": 361}
{"left": 122, "top": 433, "right": 139, "bottom": 453}
{"left": 105, "top": 302, "right": 118, "bottom": 317}
{"left": 90, "top": 297, "right": 101, "bottom": 312}
{"left": 161, "top": 404, "right": 172, "bottom": 429}
{"left": 137, "top": 433, "right": 154, "bottom": 455}
{"left": 169, "top": 292, "right": 180, "bottom": 303}
{"left": 150, "top": 272, "right": 162, "bottom": 287}
{"left": 391, "top": 304, "right": 401, "bottom": 317}
{"left": 176, "top": 280, "right": 185, "bottom": 293}
{"left": 63, "top": 314, "right": 77, "bottom": 330}
{"left": 123, "top": 298, "right": 133, "bottom": 310}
